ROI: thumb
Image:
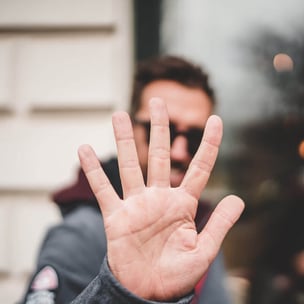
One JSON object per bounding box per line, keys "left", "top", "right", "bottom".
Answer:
{"left": 198, "top": 195, "right": 244, "bottom": 263}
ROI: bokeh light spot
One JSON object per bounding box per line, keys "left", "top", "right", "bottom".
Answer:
{"left": 273, "top": 53, "right": 294, "bottom": 72}
{"left": 298, "top": 140, "right": 304, "bottom": 159}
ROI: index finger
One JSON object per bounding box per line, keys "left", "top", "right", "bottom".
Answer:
{"left": 180, "top": 115, "right": 222, "bottom": 199}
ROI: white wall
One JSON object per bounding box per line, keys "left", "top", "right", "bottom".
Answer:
{"left": 0, "top": 1, "right": 134, "bottom": 302}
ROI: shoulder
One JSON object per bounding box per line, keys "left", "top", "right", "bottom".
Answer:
{"left": 37, "top": 205, "right": 107, "bottom": 271}
{"left": 47, "top": 205, "right": 105, "bottom": 243}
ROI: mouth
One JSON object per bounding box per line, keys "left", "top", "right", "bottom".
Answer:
{"left": 171, "top": 161, "right": 188, "bottom": 173}
{"left": 170, "top": 167, "right": 185, "bottom": 187}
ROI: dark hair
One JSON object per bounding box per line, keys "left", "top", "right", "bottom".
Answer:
{"left": 129, "top": 55, "right": 216, "bottom": 118}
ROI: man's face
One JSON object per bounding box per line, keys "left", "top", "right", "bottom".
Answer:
{"left": 133, "top": 80, "right": 213, "bottom": 187}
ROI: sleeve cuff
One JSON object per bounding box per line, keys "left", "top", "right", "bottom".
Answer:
{"left": 99, "top": 257, "right": 194, "bottom": 304}
{"left": 72, "top": 257, "right": 194, "bottom": 304}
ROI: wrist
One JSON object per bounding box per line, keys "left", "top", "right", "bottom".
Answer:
{"left": 102, "top": 257, "right": 194, "bottom": 304}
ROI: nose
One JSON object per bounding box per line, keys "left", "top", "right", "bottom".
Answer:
{"left": 170, "top": 135, "right": 190, "bottom": 161}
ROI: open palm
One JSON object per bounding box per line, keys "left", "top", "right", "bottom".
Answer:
{"left": 78, "top": 98, "right": 244, "bottom": 301}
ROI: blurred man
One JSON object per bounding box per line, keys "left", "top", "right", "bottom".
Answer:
{"left": 21, "top": 56, "right": 235, "bottom": 304}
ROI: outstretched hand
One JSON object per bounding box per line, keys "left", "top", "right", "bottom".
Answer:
{"left": 78, "top": 98, "right": 244, "bottom": 301}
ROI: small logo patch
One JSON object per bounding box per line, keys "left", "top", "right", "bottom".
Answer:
{"left": 31, "top": 266, "right": 58, "bottom": 291}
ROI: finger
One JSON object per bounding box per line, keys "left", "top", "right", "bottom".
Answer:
{"left": 198, "top": 195, "right": 245, "bottom": 263}
{"left": 180, "top": 115, "right": 222, "bottom": 199}
{"left": 147, "top": 98, "right": 171, "bottom": 187}
{"left": 78, "top": 144, "right": 120, "bottom": 216}
{"left": 112, "top": 111, "right": 145, "bottom": 198}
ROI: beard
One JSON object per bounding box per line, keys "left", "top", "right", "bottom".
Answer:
{"left": 171, "top": 161, "right": 188, "bottom": 173}
{"left": 170, "top": 161, "right": 189, "bottom": 187}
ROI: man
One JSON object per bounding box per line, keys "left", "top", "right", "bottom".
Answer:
{"left": 21, "top": 56, "right": 239, "bottom": 303}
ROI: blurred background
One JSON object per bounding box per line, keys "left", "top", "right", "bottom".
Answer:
{"left": 0, "top": 0, "right": 303, "bottom": 303}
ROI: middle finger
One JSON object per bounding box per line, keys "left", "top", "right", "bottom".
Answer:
{"left": 147, "top": 98, "right": 171, "bottom": 187}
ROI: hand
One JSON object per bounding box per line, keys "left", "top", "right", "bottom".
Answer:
{"left": 78, "top": 98, "right": 244, "bottom": 301}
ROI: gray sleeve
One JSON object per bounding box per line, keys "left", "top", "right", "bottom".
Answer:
{"left": 198, "top": 252, "right": 232, "bottom": 304}
{"left": 72, "top": 258, "right": 194, "bottom": 304}
{"left": 20, "top": 205, "right": 107, "bottom": 304}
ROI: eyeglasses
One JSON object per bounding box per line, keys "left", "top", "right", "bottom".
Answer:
{"left": 133, "top": 118, "right": 204, "bottom": 156}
